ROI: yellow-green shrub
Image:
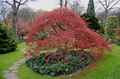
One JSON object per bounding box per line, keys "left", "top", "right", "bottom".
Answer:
{"left": 105, "top": 16, "right": 119, "bottom": 43}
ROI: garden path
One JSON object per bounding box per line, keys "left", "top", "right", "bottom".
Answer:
{"left": 2, "top": 48, "right": 27, "bottom": 79}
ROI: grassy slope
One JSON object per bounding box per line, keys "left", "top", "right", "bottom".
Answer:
{"left": 0, "top": 43, "right": 25, "bottom": 79}
{"left": 17, "top": 46, "right": 120, "bottom": 79}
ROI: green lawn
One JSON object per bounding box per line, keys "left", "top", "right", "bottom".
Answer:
{"left": 1, "top": 44, "right": 120, "bottom": 79}
{"left": 17, "top": 46, "right": 120, "bottom": 79}
{"left": 0, "top": 43, "right": 25, "bottom": 79}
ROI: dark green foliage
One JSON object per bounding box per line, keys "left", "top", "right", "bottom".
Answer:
{"left": 81, "top": 14, "right": 100, "bottom": 31}
{"left": 87, "top": 0, "right": 95, "bottom": 15}
{"left": 0, "top": 23, "right": 17, "bottom": 54}
{"left": 25, "top": 50, "right": 95, "bottom": 76}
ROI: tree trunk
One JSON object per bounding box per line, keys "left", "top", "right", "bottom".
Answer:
{"left": 104, "top": 10, "right": 108, "bottom": 24}
{"left": 22, "top": 35, "right": 24, "bottom": 40}
{"left": 12, "top": 10, "right": 18, "bottom": 41}
{"left": 12, "top": 0, "right": 18, "bottom": 42}
{"left": 65, "top": 0, "right": 68, "bottom": 8}
{"left": 60, "top": 0, "right": 63, "bottom": 7}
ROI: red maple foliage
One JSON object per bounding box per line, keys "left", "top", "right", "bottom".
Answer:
{"left": 27, "top": 8, "right": 110, "bottom": 56}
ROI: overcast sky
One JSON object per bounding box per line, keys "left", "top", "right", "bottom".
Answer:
{"left": 26, "top": 0, "right": 120, "bottom": 11}
{"left": 27, "top": 0, "right": 89, "bottom": 11}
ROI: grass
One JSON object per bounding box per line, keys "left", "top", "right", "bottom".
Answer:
{"left": 17, "top": 64, "right": 58, "bottom": 79}
{"left": 61, "top": 46, "right": 120, "bottom": 79}
{"left": 0, "top": 43, "right": 25, "bottom": 79}
{"left": 17, "top": 46, "right": 120, "bottom": 79}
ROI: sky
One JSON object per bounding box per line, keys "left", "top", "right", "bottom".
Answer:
{"left": 27, "top": 0, "right": 89, "bottom": 11}
{"left": 26, "top": 0, "right": 120, "bottom": 12}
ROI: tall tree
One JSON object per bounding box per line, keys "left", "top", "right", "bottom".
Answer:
{"left": 98, "top": 0, "right": 120, "bottom": 24}
{"left": 87, "top": 0, "right": 95, "bottom": 15}
{"left": 1, "top": 0, "right": 33, "bottom": 41}
{"left": 59, "top": 0, "right": 68, "bottom": 8}
{"left": 0, "top": 1, "right": 10, "bottom": 23}
{"left": 69, "top": 0, "right": 84, "bottom": 16}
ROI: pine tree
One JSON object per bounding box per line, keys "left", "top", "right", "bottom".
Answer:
{"left": 81, "top": 13, "right": 100, "bottom": 31}
{"left": 87, "top": 0, "right": 95, "bottom": 15}
{"left": 0, "top": 23, "right": 17, "bottom": 54}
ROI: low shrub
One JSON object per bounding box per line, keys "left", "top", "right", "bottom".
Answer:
{"left": 105, "top": 16, "right": 119, "bottom": 43}
{"left": 25, "top": 50, "right": 95, "bottom": 76}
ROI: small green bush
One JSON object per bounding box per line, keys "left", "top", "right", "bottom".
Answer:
{"left": 25, "top": 50, "right": 95, "bottom": 76}
{"left": 105, "top": 16, "right": 119, "bottom": 43}
{"left": 81, "top": 13, "right": 100, "bottom": 31}
{"left": 0, "top": 23, "right": 17, "bottom": 54}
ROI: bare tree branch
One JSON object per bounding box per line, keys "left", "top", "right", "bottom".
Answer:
{"left": 98, "top": 0, "right": 120, "bottom": 24}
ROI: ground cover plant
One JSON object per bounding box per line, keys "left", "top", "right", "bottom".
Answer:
{"left": 25, "top": 8, "right": 110, "bottom": 76}
{"left": 26, "top": 50, "right": 95, "bottom": 76}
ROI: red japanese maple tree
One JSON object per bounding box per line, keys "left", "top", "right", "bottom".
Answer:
{"left": 27, "top": 8, "right": 110, "bottom": 56}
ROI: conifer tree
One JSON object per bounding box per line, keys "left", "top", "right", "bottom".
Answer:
{"left": 87, "top": 0, "right": 95, "bottom": 15}
{"left": 0, "top": 23, "right": 17, "bottom": 54}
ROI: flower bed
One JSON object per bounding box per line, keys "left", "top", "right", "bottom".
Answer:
{"left": 26, "top": 50, "right": 95, "bottom": 76}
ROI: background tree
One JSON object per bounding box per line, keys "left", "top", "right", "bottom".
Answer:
{"left": 5, "top": 17, "right": 30, "bottom": 40}
{"left": 108, "top": 8, "right": 120, "bottom": 24}
{"left": 69, "top": 0, "right": 84, "bottom": 16}
{"left": 17, "top": 19, "right": 29, "bottom": 39}
{"left": 1, "top": 0, "right": 34, "bottom": 41}
{"left": 105, "top": 16, "right": 119, "bottom": 42}
{"left": 0, "top": 1, "right": 10, "bottom": 23}
{"left": 59, "top": 0, "right": 68, "bottom": 7}
{"left": 87, "top": 0, "right": 95, "bottom": 15}
{"left": 98, "top": 0, "right": 120, "bottom": 24}
{"left": 81, "top": 13, "right": 100, "bottom": 31}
